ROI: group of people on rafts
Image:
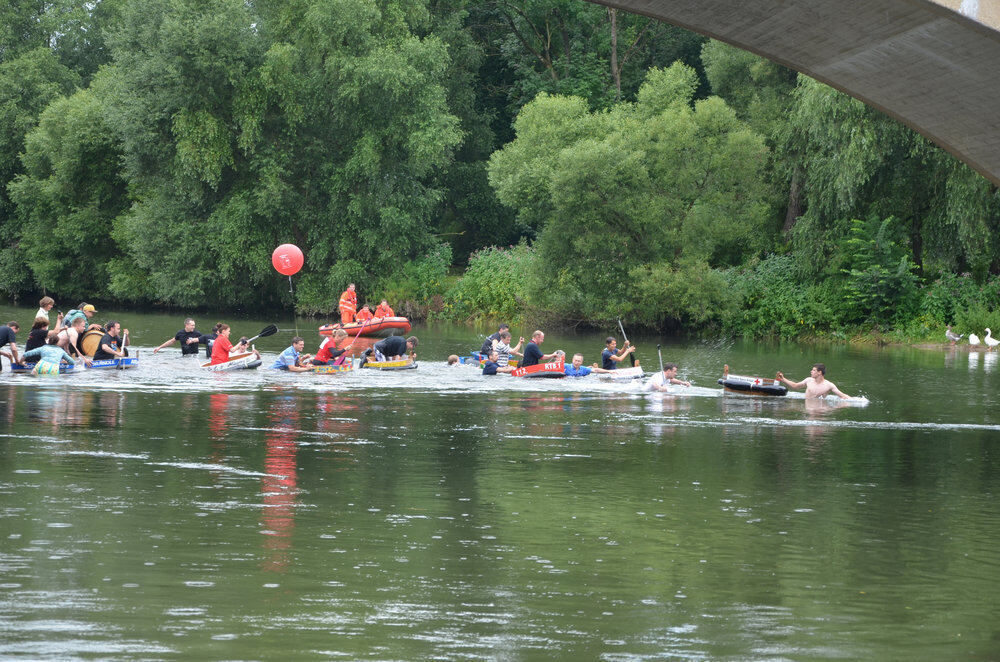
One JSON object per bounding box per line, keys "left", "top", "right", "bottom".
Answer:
{"left": 461, "top": 323, "right": 855, "bottom": 398}
{"left": 0, "top": 297, "right": 130, "bottom": 375}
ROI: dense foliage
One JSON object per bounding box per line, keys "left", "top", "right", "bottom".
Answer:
{"left": 2, "top": 0, "right": 998, "bottom": 340}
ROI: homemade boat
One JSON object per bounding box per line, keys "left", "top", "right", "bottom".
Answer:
{"left": 319, "top": 317, "right": 411, "bottom": 338}
{"left": 12, "top": 353, "right": 139, "bottom": 373}
{"left": 360, "top": 358, "right": 417, "bottom": 371}
{"left": 511, "top": 361, "right": 565, "bottom": 378}
{"left": 312, "top": 362, "right": 353, "bottom": 374}
{"left": 717, "top": 365, "right": 787, "bottom": 396}
{"left": 598, "top": 365, "right": 644, "bottom": 381}
{"left": 201, "top": 352, "right": 262, "bottom": 372}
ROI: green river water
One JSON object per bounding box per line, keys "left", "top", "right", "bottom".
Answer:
{"left": 1, "top": 305, "right": 998, "bottom": 660}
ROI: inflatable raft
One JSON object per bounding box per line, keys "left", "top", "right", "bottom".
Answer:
{"left": 201, "top": 352, "right": 262, "bottom": 372}
{"left": 599, "top": 365, "right": 644, "bottom": 381}
{"left": 717, "top": 365, "right": 787, "bottom": 396}
{"left": 361, "top": 358, "right": 417, "bottom": 371}
{"left": 319, "top": 317, "right": 411, "bottom": 338}
{"left": 511, "top": 361, "right": 565, "bottom": 378}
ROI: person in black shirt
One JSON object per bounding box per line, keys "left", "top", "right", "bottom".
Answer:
{"left": 0, "top": 321, "right": 20, "bottom": 370}
{"left": 479, "top": 324, "right": 510, "bottom": 355}
{"left": 153, "top": 318, "right": 206, "bottom": 355}
{"left": 520, "top": 330, "right": 560, "bottom": 367}
{"left": 371, "top": 335, "right": 418, "bottom": 361}
{"left": 25, "top": 318, "right": 50, "bottom": 352}
{"left": 93, "top": 321, "right": 129, "bottom": 360}
{"left": 482, "top": 350, "right": 514, "bottom": 375}
{"left": 601, "top": 336, "right": 634, "bottom": 370}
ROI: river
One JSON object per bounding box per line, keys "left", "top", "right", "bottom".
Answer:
{"left": 1, "top": 305, "right": 998, "bottom": 659}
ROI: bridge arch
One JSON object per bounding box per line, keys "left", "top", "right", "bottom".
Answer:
{"left": 590, "top": 0, "right": 1000, "bottom": 186}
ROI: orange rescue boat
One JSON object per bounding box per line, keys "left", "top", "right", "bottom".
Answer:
{"left": 319, "top": 317, "right": 411, "bottom": 338}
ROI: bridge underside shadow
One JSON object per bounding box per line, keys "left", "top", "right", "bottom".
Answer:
{"left": 593, "top": 0, "right": 1000, "bottom": 186}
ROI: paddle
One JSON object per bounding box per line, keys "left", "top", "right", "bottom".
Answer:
{"left": 618, "top": 317, "right": 636, "bottom": 367}
{"left": 117, "top": 331, "right": 129, "bottom": 370}
{"left": 244, "top": 324, "right": 278, "bottom": 345}
{"left": 657, "top": 343, "right": 664, "bottom": 373}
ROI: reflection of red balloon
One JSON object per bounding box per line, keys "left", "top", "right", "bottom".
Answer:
{"left": 271, "top": 244, "right": 304, "bottom": 276}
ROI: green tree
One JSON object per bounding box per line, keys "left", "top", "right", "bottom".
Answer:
{"left": 8, "top": 83, "right": 128, "bottom": 299}
{"left": 0, "top": 47, "right": 80, "bottom": 298}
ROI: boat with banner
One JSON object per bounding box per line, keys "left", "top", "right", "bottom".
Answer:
{"left": 12, "top": 353, "right": 140, "bottom": 373}
{"left": 717, "top": 365, "right": 787, "bottom": 396}
{"left": 201, "top": 352, "right": 262, "bottom": 372}
{"left": 319, "top": 317, "right": 411, "bottom": 338}
{"left": 511, "top": 361, "right": 565, "bottom": 378}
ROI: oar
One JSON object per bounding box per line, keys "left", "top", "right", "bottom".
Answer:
{"left": 657, "top": 343, "right": 664, "bottom": 373}
{"left": 244, "top": 324, "right": 278, "bottom": 345}
{"left": 117, "top": 331, "right": 129, "bottom": 370}
{"left": 618, "top": 317, "right": 636, "bottom": 367}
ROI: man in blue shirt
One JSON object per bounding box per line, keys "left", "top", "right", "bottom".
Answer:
{"left": 564, "top": 353, "right": 614, "bottom": 377}
{"left": 0, "top": 321, "right": 20, "bottom": 370}
{"left": 482, "top": 350, "right": 515, "bottom": 375}
{"left": 270, "top": 337, "right": 313, "bottom": 372}
{"left": 601, "top": 336, "right": 634, "bottom": 370}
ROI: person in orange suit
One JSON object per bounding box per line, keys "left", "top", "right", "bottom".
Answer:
{"left": 338, "top": 284, "right": 357, "bottom": 324}
{"left": 374, "top": 299, "right": 394, "bottom": 319}
{"left": 355, "top": 304, "right": 374, "bottom": 323}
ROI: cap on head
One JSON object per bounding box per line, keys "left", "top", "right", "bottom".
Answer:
{"left": 82, "top": 304, "right": 97, "bottom": 313}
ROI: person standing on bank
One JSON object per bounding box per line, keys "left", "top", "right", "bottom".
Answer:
{"left": 153, "top": 318, "right": 206, "bottom": 355}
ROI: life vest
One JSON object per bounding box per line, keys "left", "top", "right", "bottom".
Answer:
{"left": 356, "top": 308, "right": 373, "bottom": 322}
{"left": 375, "top": 303, "right": 394, "bottom": 318}
{"left": 338, "top": 289, "right": 356, "bottom": 314}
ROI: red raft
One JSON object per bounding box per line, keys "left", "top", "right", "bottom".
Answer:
{"left": 319, "top": 317, "right": 411, "bottom": 338}
{"left": 511, "top": 361, "right": 565, "bottom": 378}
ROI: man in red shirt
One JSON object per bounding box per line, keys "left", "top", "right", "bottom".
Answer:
{"left": 338, "top": 284, "right": 357, "bottom": 324}
{"left": 374, "top": 299, "right": 394, "bottom": 319}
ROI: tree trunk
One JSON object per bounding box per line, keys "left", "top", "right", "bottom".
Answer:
{"left": 609, "top": 8, "right": 621, "bottom": 101}
{"left": 782, "top": 166, "right": 803, "bottom": 234}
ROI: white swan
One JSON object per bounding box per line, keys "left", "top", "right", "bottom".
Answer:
{"left": 969, "top": 332, "right": 981, "bottom": 346}
{"left": 985, "top": 328, "right": 999, "bottom": 350}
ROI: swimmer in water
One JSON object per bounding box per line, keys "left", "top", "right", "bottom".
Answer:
{"left": 776, "top": 363, "right": 852, "bottom": 399}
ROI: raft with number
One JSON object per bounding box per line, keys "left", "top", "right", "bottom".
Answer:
{"left": 511, "top": 361, "right": 565, "bottom": 378}
{"left": 312, "top": 362, "right": 354, "bottom": 374}
{"left": 201, "top": 352, "right": 262, "bottom": 372}
{"left": 717, "top": 365, "right": 787, "bottom": 396}
{"left": 319, "top": 317, "right": 411, "bottom": 338}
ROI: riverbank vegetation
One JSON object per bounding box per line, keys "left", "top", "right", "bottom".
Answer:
{"left": 2, "top": 0, "right": 998, "bottom": 340}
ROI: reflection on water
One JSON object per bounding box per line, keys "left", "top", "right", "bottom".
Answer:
{"left": 985, "top": 351, "right": 997, "bottom": 372}
{"left": 2, "top": 326, "right": 1000, "bottom": 660}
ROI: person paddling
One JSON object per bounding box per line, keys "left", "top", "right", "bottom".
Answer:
{"left": 601, "top": 336, "right": 634, "bottom": 370}
{"left": 209, "top": 324, "right": 258, "bottom": 365}
{"left": 776, "top": 364, "right": 853, "bottom": 399}
{"left": 92, "top": 321, "right": 129, "bottom": 361}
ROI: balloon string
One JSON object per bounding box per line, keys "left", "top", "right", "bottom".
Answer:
{"left": 288, "top": 275, "right": 294, "bottom": 294}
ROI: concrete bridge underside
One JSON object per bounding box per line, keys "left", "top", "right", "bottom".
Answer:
{"left": 593, "top": 0, "right": 1000, "bottom": 187}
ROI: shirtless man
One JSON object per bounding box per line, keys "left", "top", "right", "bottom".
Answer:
{"left": 777, "top": 363, "right": 852, "bottom": 399}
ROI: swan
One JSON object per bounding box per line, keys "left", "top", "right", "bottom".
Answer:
{"left": 969, "top": 332, "right": 981, "bottom": 347}
{"left": 985, "top": 328, "right": 999, "bottom": 350}
{"left": 946, "top": 325, "right": 964, "bottom": 344}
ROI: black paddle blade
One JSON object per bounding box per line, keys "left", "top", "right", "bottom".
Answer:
{"left": 257, "top": 324, "right": 278, "bottom": 338}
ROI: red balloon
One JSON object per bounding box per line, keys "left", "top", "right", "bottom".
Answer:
{"left": 271, "top": 244, "right": 304, "bottom": 276}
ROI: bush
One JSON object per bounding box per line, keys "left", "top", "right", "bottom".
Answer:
{"left": 624, "top": 260, "right": 738, "bottom": 331}
{"left": 377, "top": 243, "right": 452, "bottom": 319}
{"left": 446, "top": 243, "right": 538, "bottom": 321}
{"left": 722, "top": 255, "right": 832, "bottom": 338}
{"left": 954, "top": 305, "right": 1000, "bottom": 340}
